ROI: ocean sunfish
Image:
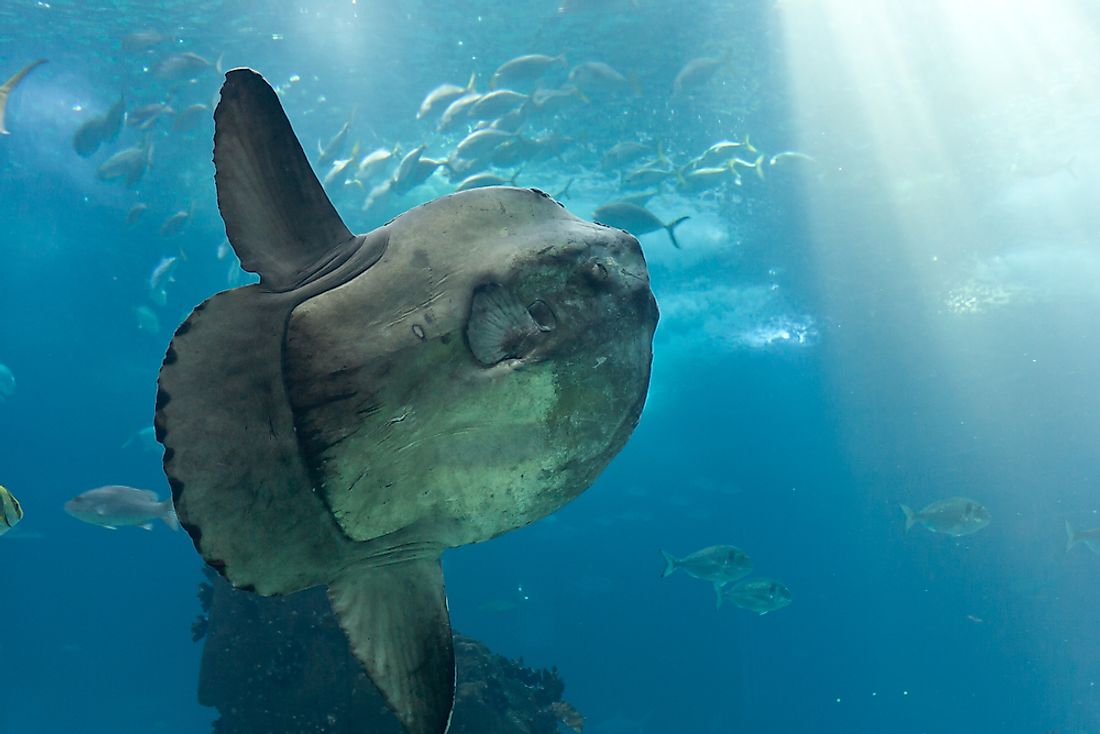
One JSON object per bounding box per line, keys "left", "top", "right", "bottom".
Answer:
{"left": 155, "top": 68, "right": 658, "bottom": 734}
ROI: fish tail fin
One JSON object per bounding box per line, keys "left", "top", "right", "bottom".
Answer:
{"left": 466, "top": 71, "right": 478, "bottom": 92}
{"left": 655, "top": 141, "right": 670, "bottom": 169}
{"left": 162, "top": 498, "right": 180, "bottom": 531}
{"left": 752, "top": 154, "right": 765, "bottom": 180}
{"left": 508, "top": 166, "right": 524, "bottom": 186}
{"left": 1066, "top": 520, "right": 1079, "bottom": 552}
{"left": 713, "top": 582, "right": 725, "bottom": 609}
{"left": 901, "top": 504, "right": 917, "bottom": 533}
{"left": 659, "top": 549, "right": 679, "bottom": 577}
{"left": 674, "top": 163, "right": 688, "bottom": 188}
{"left": 665, "top": 216, "right": 689, "bottom": 250}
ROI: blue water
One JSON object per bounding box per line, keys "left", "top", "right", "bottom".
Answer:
{"left": 2, "top": 1, "right": 1099, "bottom": 733}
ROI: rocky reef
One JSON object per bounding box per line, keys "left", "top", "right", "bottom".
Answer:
{"left": 193, "top": 568, "right": 584, "bottom": 734}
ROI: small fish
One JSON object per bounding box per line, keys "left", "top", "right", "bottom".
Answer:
{"left": 672, "top": 49, "right": 732, "bottom": 97}
{"left": 1065, "top": 521, "right": 1100, "bottom": 553}
{"left": 122, "top": 426, "right": 161, "bottom": 453}
{"left": 690, "top": 138, "right": 745, "bottom": 168}
{"left": 323, "top": 141, "right": 361, "bottom": 188}
{"left": 602, "top": 141, "right": 652, "bottom": 170}
{"left": 0, "top": 362, "right": 14, "bottom": 401}
{"left": 170, "top": 103, "right": 209, "bottom": 132}
{"left": 159, "top": 210, "right": 190, "bottom": 237}
{"left": 416, "top": 72, "right": 476, "bottom": 121}
{"left": 594, "top": 201, "right": 689, "bottom": 249}
{"left": 722, "top": 578, "right": 792, "bottom": 615}
{"left": 64, "top": 485, "right": 178, "bottom": 531}
{"left": 127, "top": 101, "right": 172, "bottom": 129}
{"left": 467, "top": 89, "right": 529, "bottom": 121}
{"left": 155, "top": 51, "right": 212, "bottom": 80}
{"left": 489, "top": 54, "right": 566, "bottom": 91}
{"left": 125, "top": 202, "right": 149, "bottom": 225}
{"left": 438, "top": 91, "right": 483, "bottom": 132}
{"left": 0, "top": 59, "right": 48, "bottom": 135}
{"left": 0, "top": 485, "right": 23, "bottom": 536}
{"left": 678, "top": 165, "right": 733, "bottom": 192}
{"left": 567, "top": 61, "right": 633, "bottom": 95}
{"left": 356, "top": 144, "right": 399, "bottom": 181}
{"left": 135, "top": 305, "right": 160, "bottom": 333}
{"left": 97, "top": 143, "right": 153, "bottom": 187}
{"left": 769, "top": 150, "right": 815, "bottom": 167}
{"left": 731, "top": 154, "right": 766, "bottom": 181}
{"left": 120, "top": 30, "right": 169, "bottom": 53}
{"left": 390, "top": 145, "right": 442, "bottom": 195}
{"left": 660, "top": 545, "right": 752, "bottom": 606}
{"left": 452, "top": 128, "right": 514, "bottom": 164}
{"left": 72, "top": 95, "right": 125, "bottom": 157}
{"left": 527, "top": 84, "right": 587, "bottom": 115}
{"left": 621, "top": 164, "right": 674, "bottom": 189}
{"left": 317, "top": 114, "right": 354, "bottom": 168}
{"left": 148, "top": 256, "right": 178, "bottom": 304}
{"left": 901, "top": 497, "right": 991, "bottom": 537}
{"left": 454, "top": 168, "right": 521, "bottom": 192}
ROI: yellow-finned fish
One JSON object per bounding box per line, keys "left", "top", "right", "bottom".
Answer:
{"left": 0, "top": 485, "right": 24, "bottom": 536}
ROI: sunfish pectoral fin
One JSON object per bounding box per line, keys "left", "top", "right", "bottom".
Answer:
{"left": 328, "top": 556, "right": 455, "bottom": 734}
{"left": 214, "top": 67, "right": 360, "bottom": 291}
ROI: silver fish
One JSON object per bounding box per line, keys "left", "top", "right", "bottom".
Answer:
{"left": 437, "top": 91, "right": 483, "bottom": 132}
{"left": 593, "top": 201, "right": 689, "bottom": 249}
{"left": 1066, "top": 521, "right": 1100, "bottom": 553}
{"left": 317, "top": 115, "right": 353, "bottom": 167}
{"left": 567, "top": 61, "right": 633, "bottom": 95}
{"left": 489, "top": 54, "right": 566, "bottom": 91}
{"left": 661, "top": 545, "right": 752, "bottom": 606}
{"left": 73, "top": 95, "right": 125, "bottom": 157}
{"left": 416, "top": 72, "right": 476, "bottom": 121}
{"left": 901, "top": 497, "right": 991, "bottom": 536}
{"left": 159, "top": 211, "right": 190, "bottom": 237}
{"left": 722, "top": 579, "right": 792, "bottom": 615}
{"left": 97, "top": 143, "right": 153, "bottom": 187}
{"left": 64, "top": 485, "right": 178, "bottom": 531}
{"left": 155, "top": 52, "right": 212, "bottom": 80}
{"left": 467, "top": 89, "right": 529, "bottom": 121}
{"left": 602, "top": 141, "right": 652, "bottom": 170}
{"left": 135, "top": 305, "right": 160, "bottom": 333}
{"left": 672, "top": 49, "right": 732, "bottom": 96}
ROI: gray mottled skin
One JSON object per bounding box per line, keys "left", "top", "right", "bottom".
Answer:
{"left": 155, "top": 68, "right": 657, "bottom": 734}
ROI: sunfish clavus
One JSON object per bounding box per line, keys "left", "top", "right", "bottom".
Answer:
{"left": 154, "top": 68, "right": 658, "bottom": 734}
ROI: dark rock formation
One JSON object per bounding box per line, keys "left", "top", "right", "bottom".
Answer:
{"left": 192, "top": 569, "right": 583, "bottom": 734}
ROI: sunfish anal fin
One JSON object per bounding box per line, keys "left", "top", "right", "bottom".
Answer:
{"left": 0, "top": 59, "right": 47, "bottom": 135}
{"left": 214, "top": 67, "right": 362, "bottom": 291}
{"left": 327, "top": 557, "right": 455, "bottom": 734}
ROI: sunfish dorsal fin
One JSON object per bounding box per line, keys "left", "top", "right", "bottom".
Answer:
{"left": 214, "top": 68, "right": 360, "bottom": 291}
{"left": 328, "top": 556, "right": 455, "bottom": 734}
